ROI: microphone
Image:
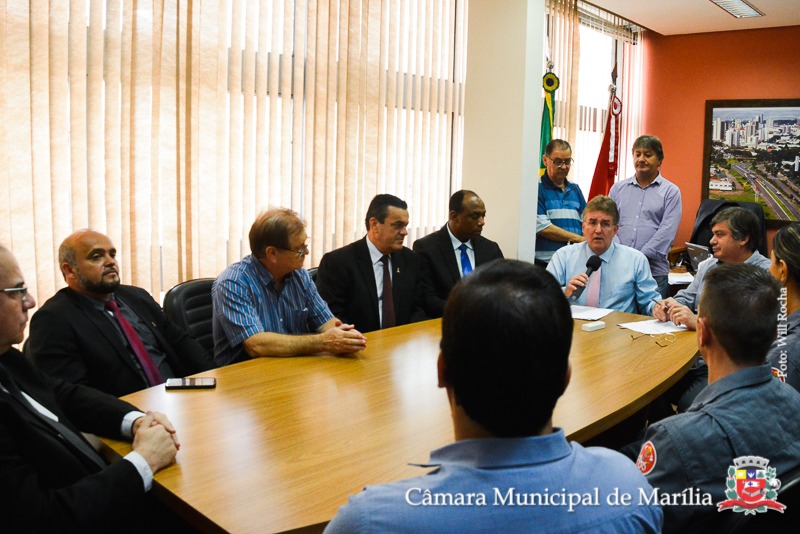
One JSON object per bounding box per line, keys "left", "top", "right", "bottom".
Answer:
{"left": 569, "top": 255, "right": 602, "bottom": 302}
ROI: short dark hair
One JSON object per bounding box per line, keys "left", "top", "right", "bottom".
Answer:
{"left": 441, "top": 259, "right": 573, "bottom": 437}
{"left": 448, "top": 190, "right": 478, "bottom": 214}
{"left": 249, "top": 208, "right": 306, "bottom": 258}
{"left": 364, "top": 194, "right": 407, "bottom": 230}
{"left": 545, "top": 139, "right": 571, "bottom": 156}
{"left": 699, "top": 263, "right": 780, "bottom": 366}
{"left": 632, "top": 135, "right": 664, "bottom": 161}
{"left": 711, "top": 207, "right": 761, "bottom": 252}
{"left": 773, "top": 223, "right": 800, "bottom": 284}
{"left": 584, "top": 195, "right": 619, "bottom": 225}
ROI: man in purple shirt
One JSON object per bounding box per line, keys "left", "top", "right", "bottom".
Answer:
{"left": 610, "top": 135, "right": 682, "bottom": 298}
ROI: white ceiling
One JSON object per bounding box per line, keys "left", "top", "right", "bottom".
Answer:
{"left": 586, "top": 0, "right": 800, "bottom": 35}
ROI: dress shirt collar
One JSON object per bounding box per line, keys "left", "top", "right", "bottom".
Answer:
{"left": 687, "top": 365, "right": 773, "bottom": 412}
{"left": 69, "top": 288, "right": 113, "bottom": 312}
{"left": 365, "top": 235, "right": 387, "bottom": 266}
{"left": 446, "top": 222, "right": 471, "bottom": 251}
{"left": 588, "top": 241, "right": 617, "bottom": 265}
{"left": 623, "top": 173, "right": 663, "bottom": 190}
{"left": 415, "top": 428, "right": 572, "bottom": 469}
{"left": 248, "top": 253, "right": 294, "bottom": 289}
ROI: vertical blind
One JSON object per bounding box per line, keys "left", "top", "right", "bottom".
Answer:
{"left": 0, "top": 0, "right": 467, "bottom": 305}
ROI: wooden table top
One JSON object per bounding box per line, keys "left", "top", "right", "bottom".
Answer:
{"left": 102, "top": 312, "right": 697, "bottom": 533}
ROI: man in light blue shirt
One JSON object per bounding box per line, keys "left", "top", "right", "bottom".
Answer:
{"left": 610, "top": 135, "right": 682, "bottom": 298}
{"left": 547, "top": 196, "right": 661, "bottom": 315}
{"left": 325, "top": 260, "right": 662, "bottom": 533}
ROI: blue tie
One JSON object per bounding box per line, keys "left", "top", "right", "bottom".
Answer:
{"left": 459, "top": 243, "right": 473, "bottom": 277}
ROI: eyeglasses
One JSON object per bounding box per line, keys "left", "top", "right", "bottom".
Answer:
{"left": 549, "top": 158, "right": 574, "bottom": 168}
{"left": 631, "top": 332, "right": 676, "bottom": 347}
{"left": 277, "top": 244, "right": 310, "bottom": 258}
{"left": 584, "top": 220, "right": 615, "bottom": 230}
{"left": 1, "top": 286, "right": 28, "bottom": 301}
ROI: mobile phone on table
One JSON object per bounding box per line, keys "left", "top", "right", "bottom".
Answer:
{"left": 165, "top": 377, "right": 217, "bottom": 390}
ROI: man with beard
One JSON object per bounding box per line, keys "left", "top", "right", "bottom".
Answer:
{"left": 27, "top": 230, "right": 214, "bottom": 396}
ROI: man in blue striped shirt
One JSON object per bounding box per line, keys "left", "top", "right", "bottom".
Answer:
{"left": 535, "top": 139, "right": 587, "bottom": 266}
{"left": 212, "top": 208, "right": 367, "bottom": 366}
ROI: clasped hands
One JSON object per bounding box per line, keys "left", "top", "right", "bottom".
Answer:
{"left": 323, "top": 320, "right": 367, "bottom": 353}
{"left": 131, "top": 411, "right": 180, "bottom": 472}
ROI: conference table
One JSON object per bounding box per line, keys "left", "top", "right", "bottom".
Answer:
{"left": 101, "top": 312, "right": 697, "bottom": 533}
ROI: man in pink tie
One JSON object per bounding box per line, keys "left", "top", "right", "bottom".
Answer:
{"left": 546, "top": 196, "right": 660, "bottom": 315}
{"left": 27, "top": 230, "right": 215, "bottom": 396}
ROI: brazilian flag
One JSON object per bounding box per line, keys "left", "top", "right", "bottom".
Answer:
{"left": 539, "top": 72, "right": 559, "bottom": 177}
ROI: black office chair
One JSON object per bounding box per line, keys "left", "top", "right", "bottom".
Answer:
{"left": 307, "top": 266, "right": 319, "bottom": 285}
{"left": 163, "top": 278, "right": 215, "bottom": 353}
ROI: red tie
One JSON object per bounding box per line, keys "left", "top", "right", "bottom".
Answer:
{"left": 380, "top": 255, "right": 396, "bottom": 329}
{"left": 104, "top": 300, "right": 164, "bottom": 387}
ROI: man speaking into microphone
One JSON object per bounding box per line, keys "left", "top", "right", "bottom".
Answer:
{"left": 546, "top": 196, "right": 661, "bottom": 315}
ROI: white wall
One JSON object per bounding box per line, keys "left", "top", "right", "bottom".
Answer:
{"left": 462, "top": 0, "right": 545, "bottom": 261}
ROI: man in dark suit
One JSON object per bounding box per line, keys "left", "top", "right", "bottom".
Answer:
{"left": 27, "top": 230, "right": 214, "bottom": 397}
{"left": 413, "top": 190, "right": 504, "bottom": 318}
{"left": 0, "top": 245, "right": 179, "bottom": 533}
{"left": 317, "top": 194, "right": 427, "bottom": 332}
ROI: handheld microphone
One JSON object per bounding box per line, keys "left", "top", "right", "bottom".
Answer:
{"left": 569, "top": 255, "right": 602, "bottom": 302}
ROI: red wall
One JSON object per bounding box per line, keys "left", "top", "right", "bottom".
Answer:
{"left": 641, "top": 25, "right": 800, "bottom": 249}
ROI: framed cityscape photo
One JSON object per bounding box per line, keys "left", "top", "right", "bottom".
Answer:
{"left": 702, "top": 98, "right": 800, "bottom": 225}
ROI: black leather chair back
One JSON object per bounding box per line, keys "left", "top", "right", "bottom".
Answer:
{"left": 163, "top": 278, "right": 215, "bottom": 353}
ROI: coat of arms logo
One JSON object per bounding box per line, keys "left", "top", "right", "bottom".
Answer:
{"left": 717, "top": 456, "right": 785, "bottom": 514}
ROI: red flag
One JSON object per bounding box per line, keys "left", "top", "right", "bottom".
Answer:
{"left": 588, "top": 93, "right": 622, "bottom": 199}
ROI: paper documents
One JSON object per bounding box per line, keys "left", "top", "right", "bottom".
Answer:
{"left": 668, "top": 272, "right": 694, "bottom": 285}
{"left": 570, "top": 305, "right": 615, "bottom": 321}
{"left": 618, "top": 319, "right": 687, "bottom": 335}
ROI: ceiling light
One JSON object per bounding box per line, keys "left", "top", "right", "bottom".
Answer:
{"left": 709, "top": 0, "right": 765, "bottom": 18}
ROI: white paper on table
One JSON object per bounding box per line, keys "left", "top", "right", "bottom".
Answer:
{"left": 569, "top": 305, "right": 615, "bottom": 321}
{"left": 618, "top": 319, "right": 688, "bottom": 335}
{"left": 668, "top": 272, "right": 694, "bottom": 285}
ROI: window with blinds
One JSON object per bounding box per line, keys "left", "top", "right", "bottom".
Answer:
{"left": 0, "top": 0, "right": 468, "bottom": 303}
{"left": 544, "top": 0, "right": 644, "bottom": 197}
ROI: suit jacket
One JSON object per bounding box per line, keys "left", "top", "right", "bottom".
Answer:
{"left": 27, "top": 285, "right": 214, "bottom": 397}
{"left": 316, "top": 237, "right": 428, "bottom": 332}
{"left": 413, "top": 224, "right": 504, "bottom": 317}
{"left": 0, "top": 348, "right": 145, "bottom": 533}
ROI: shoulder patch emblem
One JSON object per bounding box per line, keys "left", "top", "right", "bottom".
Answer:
{"left": 636, "top": 440, "right": 657, "bottom": 475}
{"left": 771, "top": 367, "right": 786, "bottom": 383}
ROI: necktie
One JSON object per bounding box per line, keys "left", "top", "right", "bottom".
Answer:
{"left": 459, "top": 243, "right": 473, "bottom": 277}
{"left": 0, "top": 365, "right": 106, "bottom": 469}
{"left": 585, "top": 266, "right": 602, "bottom": 308}
{"left": 105, "top": 300, "right": 164, "bottom": 386}
{"left": 380, "top": 255, "right": 396, "bottom": 329}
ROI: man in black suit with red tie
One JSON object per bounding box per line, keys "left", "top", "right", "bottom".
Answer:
{"left": 316, "top": 194, "right": 427, "bottom": 333}
{"left": 27, "top": 230, "right": 213, "bottom": 397}
{"left": 413, "top": 190, "right": 504, "bottom": 318}
{"left": 0, "top": 245, "right": 179, "bottom": 533}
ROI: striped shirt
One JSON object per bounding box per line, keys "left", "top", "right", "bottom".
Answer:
{"left": 536, "top": 173, "right": 586, "bottom": 263}
{"left": 212, "top": 254, "right": 334, "bottom": 366}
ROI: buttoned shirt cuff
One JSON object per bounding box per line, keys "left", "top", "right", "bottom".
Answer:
{"left": 123, "top": 451, "right": 154, "bottom": 491}
{"left": 122, "top": 410, "right": 147, "bottom": 438}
